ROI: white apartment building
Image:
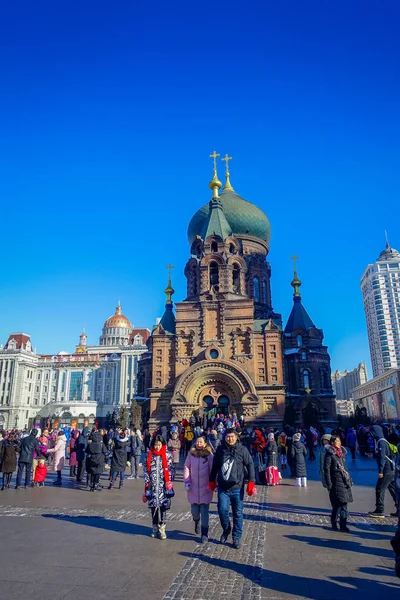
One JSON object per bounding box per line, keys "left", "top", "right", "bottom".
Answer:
{"left": 0, "top": 304, "right": 150, "bottom": 430}
{"left": 361, "top": 241, "right": 400, "bottom": 377}
{"left": 331, "top": 363, "right": 368, "bottom": 400}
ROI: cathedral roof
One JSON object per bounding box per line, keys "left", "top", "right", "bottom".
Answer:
{"left": 187, "top": 188, "right": 272, "bottom": 245}
{"left": 201, "top": 197, "right": 232, "bottom": 241}
{"left": 284, "top": 296, "right": 315, "bottom": 334}
{"left": 103, "top": 303, "right": 133, "bottom": 330}
{"left": 159, "top": 304, "right": 176, "bottom": 334}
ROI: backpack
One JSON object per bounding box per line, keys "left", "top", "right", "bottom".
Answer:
{"left": 377, "top": 438, "right": 397, "bottom": 467}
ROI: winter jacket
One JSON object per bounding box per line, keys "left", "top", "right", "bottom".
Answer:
{"left": 18, "top": 433, "right": 40, "bottom": 463}
{"left": 111, "top": 437, "right": 129, "bottom": 473}
{"left": 0, "top": 440, "right": 18, "bottom": 473}
{"left": 85, "top": 433, "right": 108, "bottom": 475}
{"left": 143, "top": 448, "right": 174, "bottom": 510}
{"left": 346, "top": 429, "right": 357, "bottom": 448}
{"left": 184, "top": 445, "right": 214, "bottom": 504}
{"left": 69, "top": 431, "right": 78, "bottom": 467}
{"left": 76, "top": 427, "right": 90, "bottom": 462}
{"left": 129, "top": 434, "right": 143, "bottom": 457}
{"left": 207, "top": 434, "right": 221, "bottom": 454}
{"left": 265, "top": 440, "right": 278, "bottom": 468}
{"left": 210, "top": 440, "right": 255, "bottom": 491}
{"left": 370, "top": 425, "right": 395, "bottom": 475}
{"left": 167, "top": 438, "right": 181, "bottom": 463}
{"left": 319, "top": 445, "right": 329, "bottom": 488}
{"left": 324, "top": 446, "right": 353, "bottom": 504}
{"left": 290, "top": 441, "right": 307, "bottom": 477}
{"left": 48, "top": 435, "right": 67, "bottom": 472}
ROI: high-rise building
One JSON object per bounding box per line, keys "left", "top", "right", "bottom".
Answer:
{"left": 331, "top": 363, "right": 368, "bottom": 400}
{"left": 361, "top": 239, "right": 400, "bottom": 377}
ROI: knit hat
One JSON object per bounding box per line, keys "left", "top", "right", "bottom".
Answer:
{"left": 293, "top": 432, "right": 301, "bottom": 442}
{"left": 321, "top": 434, "right": 332, "bottom": 443}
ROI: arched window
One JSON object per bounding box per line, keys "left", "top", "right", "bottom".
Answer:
{"left": 303, "top": 370, "right": 310, "bottom": 389}
{"left": 301, "top": 351, "right": 307, "bottom": 360}
{"left": 191, "top": 266, "right": 198, "bottom": 296}
{"left": 211, "top": 241, "right": 218, "bottom": 253}
{"left": 229, "top": 243, "right": 235, "bottom": 254}
{"left": 296, "top": 334, "right": 303, "bottom": 348}
{"left": 232, "top": 264, "right": 241, "bottom": 293}
{"left": 253, "top": 276, "right": 260, "bottom": 302}
{"left": 210, "top": 262, "right": 219, "bottom": 287}
{"left": 262, "top": 280, "right": 268, "bottom": 304}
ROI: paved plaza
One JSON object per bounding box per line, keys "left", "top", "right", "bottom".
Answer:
{"left": 0, "top": 454, "right": 398, "bottom": 600}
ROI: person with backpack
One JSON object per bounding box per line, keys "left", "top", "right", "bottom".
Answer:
{"left": 184, "top": 426, "right": 195, "bottom": 456}
{"left": 368, "top": 424, "right": 398, "bottom": 518}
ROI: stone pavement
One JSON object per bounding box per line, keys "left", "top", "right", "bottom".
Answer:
{"left": 0, "top": 453, "right": 399, "bottom": 600}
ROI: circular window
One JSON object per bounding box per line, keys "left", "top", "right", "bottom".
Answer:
{"left": 210, "top": 349, "right": 219, "bottom": 359}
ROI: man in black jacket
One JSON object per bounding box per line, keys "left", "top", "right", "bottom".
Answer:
{"left": 16, "top": 428, "right": 40, "bottom": 488}
{"left": 209, "top": 428, "right": 256, "bottom": 549}
{"left": 76, "top": 427, "right": 90, "bottom": 482}
{"left": 369, "top": 425, "right": 397, "bottom": 518}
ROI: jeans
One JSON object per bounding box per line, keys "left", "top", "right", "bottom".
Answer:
{"left": 131, "top": 454, "right": 140, "bottom": 476}
{"left": 331, "top": 500, "right": 348, "bottom": 524}
{"left": 16, "top": 462, "right": 32, "bottom": 487}
{"left": 111, "top": 471, "right": 125, "bottom": 483}
{"left": 348, "top": 446, "right": 356, "bottom": 460}
{"left": 217, "top": 487, "right": 244, "bottom": 541}
{"left": 191, "top": 503, "right": 210, "bottom": 529}
{"left": 375, "top": 471, "right": 397, "bottom": 513}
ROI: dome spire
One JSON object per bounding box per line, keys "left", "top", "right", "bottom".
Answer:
{"left": 208, "top": 150, "right": 222, "bottom": 198}
{"left": 116, "top": 300, "right": 122, "bottom": 315}
{"left": 222, "top": 153, "right": 234, "bottom": 191}
{"left": 290, "top": 254, "right": 301, "bottom": 297}
{"left": 164, "top": 264, "right": 175, "bottom": 305}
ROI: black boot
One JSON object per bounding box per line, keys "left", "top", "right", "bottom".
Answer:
{"left": 194, "top": 520, "right": 200, "bottom": 535}
{"left": 331, "top": 516, "right": 338, "bottom": 531}
{"left": 201, "top": 527, "right": 209, "bottom": 543}
{"left": 339, "top": 518, "right": 350, "bottom": 533}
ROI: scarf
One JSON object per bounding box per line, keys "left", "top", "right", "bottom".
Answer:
{"left": 332, "top": 446, "right": 343, "bottom": 458}
{"left": 147, "top": 445, "right": 170, "bottom": 484}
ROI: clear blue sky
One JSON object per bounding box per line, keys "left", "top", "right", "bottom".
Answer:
{"left": 1, "top": 1, "right": 399, "bottom": 377}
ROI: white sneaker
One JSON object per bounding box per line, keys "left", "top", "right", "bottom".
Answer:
{"left": 127, "top": 475, "right": 135, "bottom": 480}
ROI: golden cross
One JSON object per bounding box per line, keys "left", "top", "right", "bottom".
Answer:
{"left": 166, "top": 264, "right": 174, "bottom": 278}
{"left": 290, "top": 254, "right": 299, "bottom": 272}
{"left": 221, "top": 153, "right": 232, "bottom": 174}
{"left": 210, "top": 150, "right": 220, "bottom": 171}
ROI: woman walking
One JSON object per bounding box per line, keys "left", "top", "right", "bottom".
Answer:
{"left": 290, "top": 432, "right": 308, "bottom": 487}
{"left": 319, "top": 434, "right": 332, "bottom": 488}
{"left": 85, "top": 431, "right": 108, "bottom": 492}
{"left": 0, "top": 434, "right": 19, "bottom": 490}
{"left": 168, "top": 432, "right": 181, "bottom": 480}
{"left": 143, "top": 435, "right": 174, "bottom": 539}
{"left": 265, "top": 432, "right": 279, "bottom": 486}
{"left": 108, "top": 430, "right": 129, "bottom": 489}
{"left": 47, "top": 430, "right": 67, "bottom": 486}
{"left": 324, "top": 435, "right": 353, "bottom": 532}
{"left": 69, "top": 430, "right": 78, "bottom": 477}
{"left": 184, "top": 435, "right": 213, "bottom": 543}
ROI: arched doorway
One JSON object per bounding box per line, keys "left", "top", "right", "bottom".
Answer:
{"left": 302, "top": 402, "right": 320, "bottom": 428}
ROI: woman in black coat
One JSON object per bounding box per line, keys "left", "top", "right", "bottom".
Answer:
{"left": 290, "top": 433, "right": 308, "bottom": 486}
{"left": 324, "top": 435, "right": 353, "bottom": 532}
{"left": 85, "top": 432, "right": 108, "bottom": 492}
{"left": 0, "top": 435, "right": 19, "bottom": 490}
{"left": 109, "top": 431, "right": 129, "bottom": 490}
{"left": 265, "top": 433, "right": 279, "bottom": 486}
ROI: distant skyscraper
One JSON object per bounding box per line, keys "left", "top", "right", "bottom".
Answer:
{"left": 361, "top": 238, "right": 400, "bottom": 377}
{"left": 331, "top": 363, "right": 368, "bottom": 400}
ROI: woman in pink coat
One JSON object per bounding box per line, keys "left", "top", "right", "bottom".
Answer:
{"left": 47, "top": 430, "right": 67, "bottom": 486}
{"left": 184, "top": 435, "right": 213, "bottom": 543}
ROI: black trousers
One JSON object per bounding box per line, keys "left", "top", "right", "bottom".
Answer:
{"left": 331, "top": 500, "right": 348, "bottom": 524}
{"left": 376, "top": 472, "right": 397, "bottom": 513}
{"left": 77, "top": 460, "right": 85, "bottom": 481}
{"left": 89, "top": 474, "right": 100, "bottom": 488}
{"left": 16, "top": 462, "right": 32, "bottom": 487}
{"left": 151, "top": 507, "right": 167, "bottom": 525}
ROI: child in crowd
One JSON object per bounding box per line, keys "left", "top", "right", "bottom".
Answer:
{"left": 33, "top": 459, "right": 47, "bottom": 487}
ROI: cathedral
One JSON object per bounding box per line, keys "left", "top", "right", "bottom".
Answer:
{"left": 137, "top": 153, "right": 335, "bottom": 427}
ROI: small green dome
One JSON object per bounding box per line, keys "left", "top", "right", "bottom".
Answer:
{"left": 187, "top": 189, "right": 272, "bottom": 245}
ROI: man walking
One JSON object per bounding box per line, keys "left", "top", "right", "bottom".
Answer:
{"left": 369, "top": 425, "right": 397, "bottom": 518}
{"left": 209, "top": 428, "right": 256, "bottom": 550}
{"left": 16, "top": 428, "right": 40, "bottom": 488}
{"left": 128, "top": 428, "right": 143, "bottom": 479}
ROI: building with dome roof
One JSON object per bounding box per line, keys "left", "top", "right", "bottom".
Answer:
{"left": 0, "top": 304, "right": 150, "bottom": 430}
{"left": 137, "top": 154, "right": 286, "bottom": 426}
{"left": 361, "top": 236, "right": 400, "bottom": 377}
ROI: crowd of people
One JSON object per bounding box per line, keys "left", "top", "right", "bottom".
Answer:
{"left": 0, "top": 416, "right": 399, "bottom": 572}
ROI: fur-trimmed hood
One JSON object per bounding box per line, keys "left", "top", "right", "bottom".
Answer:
{"left": 189, "top": 444, "right": 212, "bottom": 458}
